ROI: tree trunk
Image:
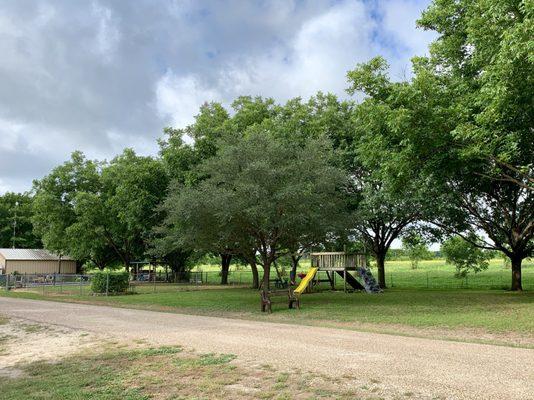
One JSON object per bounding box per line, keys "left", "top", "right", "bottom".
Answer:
{"left": 250, "top": 260, "right": 259, "bottom": 289}
{"left": 262, "top": 261, "right": 271, "bottom": 295}
{"left": 376, "top": 252, "right": 387, "bottom": 289}
{"left": 290, "top": 255, "right": 300, "bottom": 284}
{"left": 220, "top": 254, "right": 232, "bottom": 285}
{"left": 123, "top": 256, "right": 130, "bottom": 274}
{"left": 510, "top": 255, "right": 522, "bottom": 291}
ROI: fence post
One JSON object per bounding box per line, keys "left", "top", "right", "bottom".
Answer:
{"left": 5, "top": 275, "right": 8, "bottom": 291}
{"left": 106, "top": 273, "right": 110, "bottom": 296}
{"left": 153, "top": 271, "right": 156, "bottom": 293}
{"left": 79, "top": 275, "right": 83, "bottom": 296}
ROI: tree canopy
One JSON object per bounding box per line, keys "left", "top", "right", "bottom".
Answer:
{"left": 159, "top": 130, "right": 347, "bottom": 291}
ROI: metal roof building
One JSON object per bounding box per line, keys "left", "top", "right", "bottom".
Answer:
{"left": 0, "top": 249, "right": 77, "bottom": 274}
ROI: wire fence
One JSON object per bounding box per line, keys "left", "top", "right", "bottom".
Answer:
{"left": 0, "top": 267, "right": 531, "bottom": 296}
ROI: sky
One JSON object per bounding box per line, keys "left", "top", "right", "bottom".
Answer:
{"left": 0, "top": 0, "right": 435, "bottom": 194}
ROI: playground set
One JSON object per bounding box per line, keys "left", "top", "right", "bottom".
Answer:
{"left": 260, "top": 251, "right": 381, "bottom": 312}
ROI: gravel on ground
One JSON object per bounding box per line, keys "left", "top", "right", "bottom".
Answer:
{"left": 0, "top": 297, "right": 532, "bottom": 400}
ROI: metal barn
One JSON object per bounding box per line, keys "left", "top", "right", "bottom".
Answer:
{"left": 0, "top": 249, "right": 77, "bottom": 274}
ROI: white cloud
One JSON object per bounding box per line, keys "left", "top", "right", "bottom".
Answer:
{"left": 92, "top": 1, "right": 121, "bottom": 62}
{"left": 155, "top": 72, "right": 221, "bottom": 127}
{"left": 156, "top": 0, "right": 378, "bottom": 112}
{"left": 0, "top": 0, "right": 435, "bottom": 194}
{"left": 377, "top": 0, "right": 437, "bottom": 79}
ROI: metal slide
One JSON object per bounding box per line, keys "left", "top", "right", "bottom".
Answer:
{"left": 335, "top": 270, "right": 365, "bottom": 291}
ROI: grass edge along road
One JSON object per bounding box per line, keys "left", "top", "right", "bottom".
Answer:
{"left": 1, "top": 317, "right": 400, "bottom": 400}
{"left": 2, "top": 287, "right": 533, "bottom": 349}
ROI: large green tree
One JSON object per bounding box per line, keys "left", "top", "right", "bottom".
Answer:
{"left": 32, "top": 152, "right": 101, "bottom": 257}
{"left": 71, "top": 149, "right": 168, "bottom": 271}
{"left": 160, "top": 131, "right": 347, "bottom": 293}
{"left": 344, "top": 0, "right": 533, "bottom": 291}
{"left": 33, "top": 150, "right": 168, "bottom": 271}
{"left": 409, "top": 0, "right": 533, "bottom": 290}
{"left": 0, "top": 192, "right": 41, "bottom": 249}
{"left": 344, "top": 58, "right": 430, "bottom": 288}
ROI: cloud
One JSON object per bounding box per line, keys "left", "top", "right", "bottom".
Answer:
{"left": 155, "top": 72, "right": 221, "bottom": 127}
{"left": 0, "top": 0, "right": 435, "bottom": 194}
{"left": 92, "top": 1, "right": 121, "bottom": 62}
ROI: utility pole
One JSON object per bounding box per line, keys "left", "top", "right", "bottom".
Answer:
{"left": 12, "top": 201, "right": 19, "bottom": 249}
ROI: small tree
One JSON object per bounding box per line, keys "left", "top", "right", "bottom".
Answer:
{"left": 441, "top": 236, "right": 491, "bottom": 278}
{"left": 402, "top": 233, "right": 431, "bottom": 270}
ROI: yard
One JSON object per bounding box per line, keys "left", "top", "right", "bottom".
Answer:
{"left": 1, "top": 298, "right": 533, "bottom": 400}
{"left": 2, "top": 258, "right": 533, "bottom": 347}
{"left": 0, "top": 317, "right": 376, "bottom": 400}
{"left": 192, "top": 258, "right": 534, "bottom": 289}
{"left": 2, "top": 287, "right": 533, "bottom": 348}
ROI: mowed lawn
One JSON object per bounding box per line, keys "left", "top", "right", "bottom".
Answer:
{"left": 2, "top": 258, "right": 533, "bottom": 345}
{"left": 194, "top": 258, "right": 534, "bottom": 290}
{"left": 3, "top": 287, "right": 533, "bottom": 341}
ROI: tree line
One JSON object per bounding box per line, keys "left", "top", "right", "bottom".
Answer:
{"left": 1, "top": 0, "right": 532, "bottom": 291}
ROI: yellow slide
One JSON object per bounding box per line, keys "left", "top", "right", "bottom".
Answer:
{"left": 293, "top": 267, "right": 318, "bottom": 295}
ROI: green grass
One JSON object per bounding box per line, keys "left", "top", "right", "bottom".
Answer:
{"left": 3, "top": 286, "right": 533, "bottom": 341}
{"left": 192, "top": 258, "right": 534, "bottom": 289}
{"left": 2, "top": 257, "right": 532, "bottom": 346}
{"left": 0, "top": 344, "right": 381, "bottom": 400}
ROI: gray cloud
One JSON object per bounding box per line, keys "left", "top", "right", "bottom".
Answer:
{"left": 0, "top": 0, "right": 434, "bottom": 194}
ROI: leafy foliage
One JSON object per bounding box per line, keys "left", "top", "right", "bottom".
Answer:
{"left": 91, "top": 271, "right": 130, "bottom": 294}
{"left": 441, "top": 236, "right": 491, "bottom": 278}
{"left": 0, "top": 192, "right": 41, "bottom": 248}
{"left": 159, "top": 131, "right": 347, "bottom": 290}
{"left": 402, "top": 233, "right": 432, "bottom": 270}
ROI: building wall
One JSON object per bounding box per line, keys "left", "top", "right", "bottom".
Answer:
{"left": 0, "top": 254, "right": 5, "bottom": 273}
{"left": 4, "top": 260, "right": 77, "bottom": 274}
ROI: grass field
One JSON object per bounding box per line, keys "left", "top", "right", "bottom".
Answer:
{"left": 193, "top": 258, "right": 534, "bottom": 290}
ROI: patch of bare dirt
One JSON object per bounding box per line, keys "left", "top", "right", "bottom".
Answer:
{"left": 0, "top": 316, "right": 101, "bottom": 378}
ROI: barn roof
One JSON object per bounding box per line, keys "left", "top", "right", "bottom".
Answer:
{"left": 0, "top": 249, "right": 74, "bottom": 261}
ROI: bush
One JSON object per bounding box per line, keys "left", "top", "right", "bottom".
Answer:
{"left": 91, "top": 272, "right": 129, "bottom": 294}
{"left": 441, "top": 236, "right": 491, "bottom": 278}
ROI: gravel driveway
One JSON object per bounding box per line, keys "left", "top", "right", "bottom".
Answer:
{"left": 0, "top": 297, "right": 532, "bottom": 400}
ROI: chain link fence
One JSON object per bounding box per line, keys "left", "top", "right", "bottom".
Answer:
{"left": 0, "top": 267, "right": 531, "bottom": 296}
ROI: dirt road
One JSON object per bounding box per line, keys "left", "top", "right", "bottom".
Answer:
{"left": 0, "top": 297, "right": 532, "bottom": 400}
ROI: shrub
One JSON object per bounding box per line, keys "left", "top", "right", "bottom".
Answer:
{"left": 91, "top": 272, "right": 129, "bottom": 294}
{"left": 441, "top": 236, "right": 491, "bottom": 278}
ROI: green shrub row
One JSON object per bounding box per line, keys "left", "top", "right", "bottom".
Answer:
{"left": 91, "top": 272, "right": 129, "bottom": 294}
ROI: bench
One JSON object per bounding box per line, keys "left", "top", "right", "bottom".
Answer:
{"left": 260, "top": 288, "right": 299, "bottom": 313}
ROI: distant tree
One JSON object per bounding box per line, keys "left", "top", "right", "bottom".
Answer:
{"left": 0, "top": 192, "right": 41, "bottom": 249}
{"left": 441, "top": 236, "right": 492, "bottom": 278}
{"left": 401, "top": 232, "right": 431, "bottom": 270}
{"left": 159, "top": 131, "right": 347, "bottom": 293}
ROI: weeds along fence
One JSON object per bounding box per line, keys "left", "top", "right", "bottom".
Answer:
{"left": 0, "top": 271, "right": 255, "bottom": 296}
{"left": 0, "top": 274, "right": 92, "bottom": 295}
